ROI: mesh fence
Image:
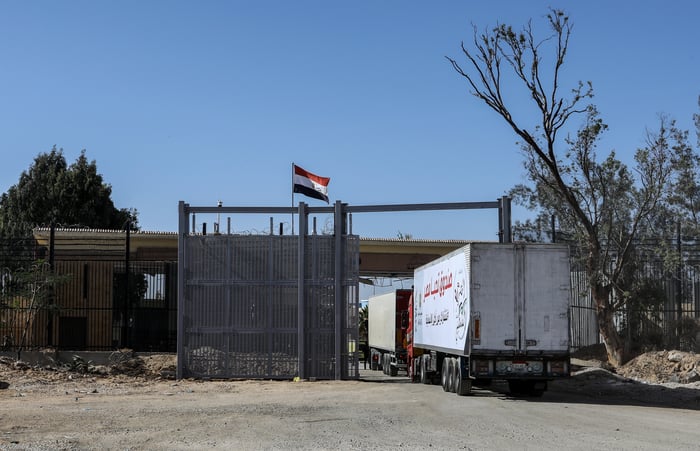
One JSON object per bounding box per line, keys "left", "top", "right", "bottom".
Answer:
{"left": 178, "top": 234, "right": 360, "bottom": 380}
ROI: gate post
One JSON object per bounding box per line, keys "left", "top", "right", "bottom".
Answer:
{"left": 47, "top": 223, "right": 55, "bottom": 346}
{"left": 334, "top": 201, "right": 345, "bottom": 380}
{"left": 499, "top": 196, "right": 512, "bottom": 243}
{"left": 297, "top": 202, "right": 308, "bottom": 379}
{"left": 122, "top": 221, "right": 131, "bottom": 348}
{"left": 176, "top": 201, "right": 189, "bottom": 379}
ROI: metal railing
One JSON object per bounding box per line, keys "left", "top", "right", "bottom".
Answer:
{"left": 1, "top": 258, "right": 177, "bottom": 353}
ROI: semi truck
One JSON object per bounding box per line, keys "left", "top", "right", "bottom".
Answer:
{"left": 367, "top": 289, "right": 411, "bottom": 376}
{"left": 369, "top": 242, "right": 571, "bottom": 396}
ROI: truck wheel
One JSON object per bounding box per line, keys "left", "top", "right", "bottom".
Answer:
{"left": 446, "top": 358, "right": 455, "bottom": 392}
{"left": 455, "top": 359, "right": 471, "bottom": 396}
{"left": 441, "top": 358, "right": 449, "bottom": 391}
{"left": 453, "top": 361, "right": 461, "bottom": 394}
{"left": 451, "top": 358, "right": 461, "bottom": 393}
{"left": 420, "top": 356, "right": 429, "bottom": 384}
{"left": 382, "top": 355, "right": 389, "bottom": 375}
{"left": 455, "top": 376, "right": 471, "bottom": 396}
{"left": 451, "top": 358, "right": 460, "bottom": 393}
{"left": 370, "top": 350, "right": 378, "bottom": 371}
{"left": 389, "top": 361, "right": 398, "bottom": 377}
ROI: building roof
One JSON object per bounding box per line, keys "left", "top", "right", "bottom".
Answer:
{"left": 33, "top": 227, "right": 496, "bottom": 276}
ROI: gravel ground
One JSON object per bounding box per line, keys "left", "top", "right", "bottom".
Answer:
{"left": 1, "top": 351, "right": 700, "bottom": 450}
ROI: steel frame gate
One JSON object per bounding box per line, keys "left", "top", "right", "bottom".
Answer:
{"left": 176, "top": 198, "right": 511, "bottom": 380}
{"left": 177, "top": 201, "right": 360, "bottom": 380}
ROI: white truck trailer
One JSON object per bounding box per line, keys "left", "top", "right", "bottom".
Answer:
{"left": 368, "top": 289, "right": 412, "bottom": 376}
{"left": 410, "top": 242, "right": 571, "bottom": 396}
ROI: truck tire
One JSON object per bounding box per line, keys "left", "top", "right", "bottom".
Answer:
{"left": 446, "top": 358, "right": 455, "bottom": 392}
{"left": 455, "top": 376, "right": 471, "bottom": 396}
{"left": 451, "top": 358, "right": 460, "bottom": 393}
{"left": 420, "top": 356, "right": 429, "bottom": 384}
{"left": 454, "top": 359, "right": 471, "bottom": 396}
{"left": 382, "top": 355, "right": 389, "bottom": 375}
{"left": 389, "top": 361, "right": 398, "bottom": 377}
{"left": 441, "top": 358, "right": 449, "bottom": 391}
{"left": 370, "top": 349, "right": 378, "bottom": 371}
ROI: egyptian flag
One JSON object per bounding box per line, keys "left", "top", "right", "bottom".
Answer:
{"left": 293, "top": 164, "right": 330, "bottom": 203}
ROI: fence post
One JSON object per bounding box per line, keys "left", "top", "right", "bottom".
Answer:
{"left": 498, "top": 196, "right": 512, "bottom": 243}
{"left": 297, "top": 202, "right": 307, "bottom": 380}
{"left": 47, "top": 223, "right": 55, "bottom": 347}
{"left": 334, "top": 201, "right": 344, "bottom": 380}
{"left": 122, "top": 221, "right": 130, "bottom": 348}
{"left": 676, "top": 221, "right": 683, "bottom": 348}
{"left": 177, "top": 202, "right": 189, "bottom": 379}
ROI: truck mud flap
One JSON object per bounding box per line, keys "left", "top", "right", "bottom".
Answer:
{"left": 455, "top": 359, "right": 471, "bottom": 396}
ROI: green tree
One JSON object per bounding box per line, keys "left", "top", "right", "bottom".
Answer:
{"left": 664, "top": 97, "right": 700, "bottom": 236}
{"left": 447, "top": 10, "right": 684, "bottom": 366}
{"left": 512, "top": 114, "right": 692, "bottom": 354}
{"left": 0, "top": 147, "right": 138, "bottom": 238}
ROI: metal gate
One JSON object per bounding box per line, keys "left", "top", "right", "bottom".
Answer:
{"left": 175, "top": 198, "right": 511, "bottom": 380}
{"left": 177, "top": 230, "right": 360, "bottom": 380}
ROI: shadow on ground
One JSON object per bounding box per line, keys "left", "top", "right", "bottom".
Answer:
{"left": 359, "top": 367, "right": 700, "bottom": 410}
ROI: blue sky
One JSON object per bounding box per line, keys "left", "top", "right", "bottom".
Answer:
{"left": 1, "top": 1, "right": 698, "bottom": 240}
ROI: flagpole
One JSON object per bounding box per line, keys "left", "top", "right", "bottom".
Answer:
{"left": 291, "top": 162, "right": 295, "bottom": 235}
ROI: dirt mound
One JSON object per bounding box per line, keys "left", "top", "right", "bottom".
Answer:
{"left": 140, "top": 354, "right": 177, "bottom": 378}
{"left": 0, "top": 352, "right": 177, "bottom": 389}
{"left": 92, "top": 350, "right": 175, "bottom": 378}
{"left": 617, "top": 350, "right": 700, "bottom": 384}
{"left": 571, "top": 345, "right": 700, "bottom": 385}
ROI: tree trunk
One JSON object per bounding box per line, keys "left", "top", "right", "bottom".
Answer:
{"left": 591, "top": 283, "right": 626, "bottom": 367}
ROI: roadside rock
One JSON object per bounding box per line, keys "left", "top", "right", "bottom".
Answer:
{"left": 617, "top": 350, "right": 700, "bottom": 384}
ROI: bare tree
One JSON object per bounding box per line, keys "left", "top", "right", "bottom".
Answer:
{"left": 446, "top": 10, "right": 678, "bottom": 366}
{"left": 3, "top": 260, "right": 69, "bottom": 359}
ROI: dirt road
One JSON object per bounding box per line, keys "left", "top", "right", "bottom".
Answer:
{"left": 2, "top": 367, "right": 700, "bottom": 450}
